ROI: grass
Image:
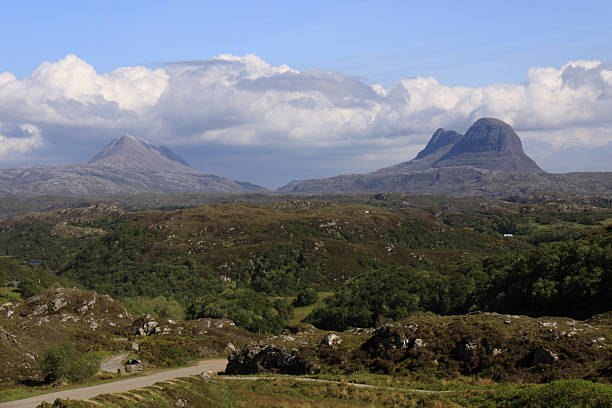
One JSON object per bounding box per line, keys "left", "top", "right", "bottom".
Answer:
{"left": 287, "top": 292, "right": 333, "bottom": 326}
{"left": 0, "top": 287, "right": 21, "bottom": 304}
{"left": 34, "top": 375, "right": 612, "bottom": 408}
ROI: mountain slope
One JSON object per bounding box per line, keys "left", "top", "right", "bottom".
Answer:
{"left": 0, "top": 135, "right": 265, "bottom": 196}
{"left": 374, "top": 129, "right": 462, "bottom": 174}
{"left": 279, "top": 118, "right": 610, "bottom": 196}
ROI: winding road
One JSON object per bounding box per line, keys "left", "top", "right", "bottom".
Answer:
{"left": 0, "top": 359, "right": 227, "bottom": 408}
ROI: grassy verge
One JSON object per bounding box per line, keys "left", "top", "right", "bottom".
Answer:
{"left": 36, "top": 375, "right": 612, "bottom": 408}
{"left": 0, "top": 358, "right": 218, "bottom": 403}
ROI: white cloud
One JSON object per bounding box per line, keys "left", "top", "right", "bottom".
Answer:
{"left": 0, "top": 124, "right": 43, "bottom": 157}
{"left": 0, "top": 54, "right": 611, "bottom": 156}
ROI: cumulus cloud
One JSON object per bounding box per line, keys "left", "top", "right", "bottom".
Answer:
{"left": 0, "top": 53, "right": 611, "bottom": 163}
{"left": 0, "top": 124, "right": 43, "bottom": 157}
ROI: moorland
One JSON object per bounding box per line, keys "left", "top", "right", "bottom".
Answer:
{"left": 0, "top": 192, "right": 610, "bottom": 407}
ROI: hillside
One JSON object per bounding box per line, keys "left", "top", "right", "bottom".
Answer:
{"left": 0, "top": 195, "right": 610, "bottom": 399}
{"left": 0, "top": 195, "right": 610, "bottom": 327}
{"left": 0, "top": 135, "right": 265, "bottom": 196}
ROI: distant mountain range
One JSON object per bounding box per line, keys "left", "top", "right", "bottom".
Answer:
{"left": 1, "top": 119, "right": 610, "bottom": 197}
{"left": 279, "top": 118, "right": 611, "bottom": 196}
{"left": 0, "top": 135, "right": 265, "bottom": 195}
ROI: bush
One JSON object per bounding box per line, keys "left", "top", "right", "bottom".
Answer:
{"left": 40, "top": 343, "right": 100, "bottom": 383}
{"left": 294, "top": 288, "right": 318, "bottom": 307}
{"left": 138, "top": 336, "right": 200, "bottom": 367}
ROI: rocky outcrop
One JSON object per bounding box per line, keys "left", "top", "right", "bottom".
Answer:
{"left": 225, "top": 344, "right": 313, "bottom": 375}
{"left": 361, "top": 324, "right": 418, "bottom": 357}
{"left": 319, "top": 333, "right": 342, "bottom": 348}
{"left": 0, "top": 288, "right": 258, "bottom": 384}
{"left": 528, "top": 347, "right": 559, "bottom": 365}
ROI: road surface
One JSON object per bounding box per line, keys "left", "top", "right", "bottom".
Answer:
{"left": 0, "top": 359, "right": 227, "bottom": 408}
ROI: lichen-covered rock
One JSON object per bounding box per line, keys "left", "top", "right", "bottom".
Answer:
{"left": 319, "top": 333, "right": 342, "bottom": 348}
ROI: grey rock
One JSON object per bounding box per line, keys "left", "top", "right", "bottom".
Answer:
{"left": 319, "top": 333, "right": 342, "bottom": 348}
{"left": 225, "top": 344, "right": 312, "bottom": 375}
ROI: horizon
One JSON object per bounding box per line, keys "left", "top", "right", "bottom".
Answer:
{"left": 1, "top": 1, "right": 611, "bottom": 188}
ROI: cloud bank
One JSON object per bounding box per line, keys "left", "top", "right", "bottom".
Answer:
{"left": 0, "top": 124, "right": 43, "bottom": 158}
{"left": 0, "top": 54, "right": 611, "bottom": 177}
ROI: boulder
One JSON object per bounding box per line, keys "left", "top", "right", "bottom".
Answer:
{"left": 529, "top": 347, "right": 559, "bottom": 365}
{"left": 319, "top": 333, "right": 342, "bottom": 348}
{"left": 361, "top": 325, "right": 415, "bottom": 357}
{"left": 124, "top": 358, "right": 143, "bottom": 373}
{"left": 225, "top": 344, "right": 312, "bottom": 375}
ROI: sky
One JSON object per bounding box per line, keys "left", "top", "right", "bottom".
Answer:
{"left": 0, "top": 1, "right": 611, "bottom": 188}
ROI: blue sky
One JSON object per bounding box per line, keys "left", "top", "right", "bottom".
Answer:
{"left": 4, "top": 1, "right": 611, "bottom": 85}
{"left": 0, "top": 1, "right": 611, "bottom": 187}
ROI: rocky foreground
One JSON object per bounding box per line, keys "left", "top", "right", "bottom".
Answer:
{"left": 0, "top": 288, "right": 257, "bottom": 385}
{"left": 226, "top": 313, "right": 612, "bottom": 383}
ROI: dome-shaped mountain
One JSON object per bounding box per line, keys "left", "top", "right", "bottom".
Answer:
{"left": 278, "top": 117, "right": 562, "bottom": 195}
{"left": 433, "top": 118, "right": 544, "bottom": 173}
{"left": 88, "top": 134, "right": 193, "bottom": 173}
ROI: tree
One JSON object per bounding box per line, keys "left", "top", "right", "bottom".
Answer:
{"left": 40, "top": 343, "right": 98, "bottom": 383}
{"left": 294, "top": 288, "right": 318, "bottom": 307}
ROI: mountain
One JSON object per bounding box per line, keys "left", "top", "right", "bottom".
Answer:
{"left": 374, "top": 129, "right": 462, "bottom": 173}
{"left": 279, "top": 118, "right": 611, "bottom": 196}
{"left": 0, "top": 135, "right": 265, "bottom": 196}
{"left": 88, "top": 134, "right": 193, "bottom": 172}
{"left": 432, "top": 118, "right": 543, "bottom": 173}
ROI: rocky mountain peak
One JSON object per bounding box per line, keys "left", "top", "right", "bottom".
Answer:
{"left": 432, "top": 118, "right": 544, "bottom": 173}
{"left": 446, "top": 118, "right": 522, "bottom": 155}
{"left": 414, "top": 128, "right": 463, "bottom": 160}
{"left": 88, "top": 134, "right": 192, "bottom": 172}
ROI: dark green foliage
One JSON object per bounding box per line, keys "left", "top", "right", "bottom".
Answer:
{"left": 308, "top": 226, "right": 611, "bottom": 330}
{"left": 40, "top": 343, "right": 100, "bottom": 383}
{"left": 307, "top": 266, "right": 476, "bottom": 330}
{"left": 189, "top": 289, "right": 293, "bottom": 334}
{"left": 294, "top": 288, "right": 318, "bottom": 307}
{"left": 477, "top": 226, "right": 612, "bottom": 318}
{"left": 0, "top": 257, "right": 68, "bottom": 300}
{"left": 1, "top": 196, "right": 610, "bottom": 336}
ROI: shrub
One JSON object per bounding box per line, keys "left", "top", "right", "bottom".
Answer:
{"left": 40, "top": 343, "right": 100, "bottom": 383}
{"left": 294, "top": 288, "right": 318, "bottom": 307}
{"left": 138, "top": 336, "right": 200, "bottom": 367}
